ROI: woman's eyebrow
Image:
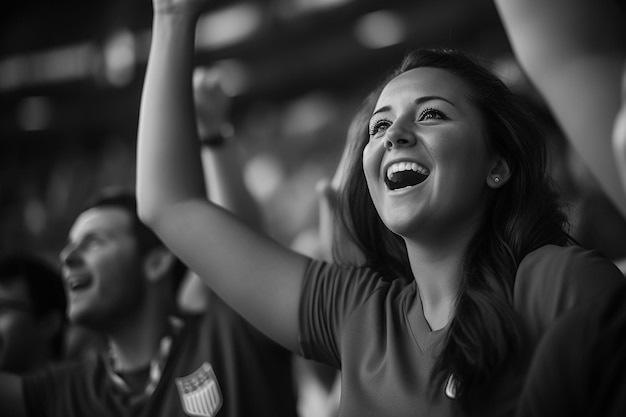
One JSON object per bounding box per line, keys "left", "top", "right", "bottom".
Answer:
{"left": 372, "top": 95, "right": 456, "bottom": 116}
{"left": 371, "top": 105, "right": 391, "bottom": 117}
{"left": 415, "top": 95, "right": 456, "bottom": 107}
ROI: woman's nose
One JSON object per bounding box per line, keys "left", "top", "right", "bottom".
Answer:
{"left": 384, "top": 118, "right": 416, "bottom": 150}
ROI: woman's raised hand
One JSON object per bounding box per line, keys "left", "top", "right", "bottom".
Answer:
{"left": 152, "top": 0, "right": 208, "bottom": 16}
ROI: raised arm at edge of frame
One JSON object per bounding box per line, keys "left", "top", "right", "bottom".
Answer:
{"left": 494, "top": 0, "right": 626, "bottom": 220}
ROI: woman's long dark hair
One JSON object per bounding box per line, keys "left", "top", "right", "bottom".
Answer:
{"left": 335, "top": 48, "right": 573, "bottom": 404}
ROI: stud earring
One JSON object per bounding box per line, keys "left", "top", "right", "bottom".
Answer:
{"left": 494, "top": 176, "right": 501, "bottom": 183}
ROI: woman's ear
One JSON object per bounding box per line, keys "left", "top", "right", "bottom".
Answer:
{"left": 486, "top": 156, "right": 512, "bottom": 188}
{"left": 143, "top": 246, "right": 176, "bottom": 283}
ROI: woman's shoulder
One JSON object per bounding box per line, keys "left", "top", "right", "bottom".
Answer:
{"left": 514, "top": 244, "right": 625, "bottom": 342}
{"left": 530, "top": 241, "right": 619, "bottom": 267}
{"left": 521, "top": 243, "right": 597, "bottom": 260}
{"left": 519, "top": 243, "right": 620, "bottom": 273}
{"left": 516, "top": 243, "right": 623, "bottom": 293}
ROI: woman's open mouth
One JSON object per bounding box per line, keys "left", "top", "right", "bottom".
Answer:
{"left": 384, "top": 161, "right": 429, "bottom": 191}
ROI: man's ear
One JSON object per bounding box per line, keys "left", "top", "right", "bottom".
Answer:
{"left": 143, "top": 246, "right": 176, "bottom": 283}
{"left": 486, "top": 155, "right": 512, "bottom": 188}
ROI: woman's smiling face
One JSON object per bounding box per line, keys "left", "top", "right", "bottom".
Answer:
{"left": 363, "top": 67, "right": 497, "bottom": 243}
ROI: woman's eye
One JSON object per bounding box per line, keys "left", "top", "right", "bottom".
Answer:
{"left": 419, "top": 108, "right": 445, "bottom": 121}
{"left": 369, "top": 119, "right": 391, "bottom": 136}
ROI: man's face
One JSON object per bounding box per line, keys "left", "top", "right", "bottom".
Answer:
{"left": 0, "top": 279, "right": 42, "bottom": 373}
{"left": 60, "top": 207, "right": 146, "bottom": 330}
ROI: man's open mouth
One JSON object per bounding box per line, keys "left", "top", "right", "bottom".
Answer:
{"left": 65, "top": 274, "right": 91, "bottom": 292}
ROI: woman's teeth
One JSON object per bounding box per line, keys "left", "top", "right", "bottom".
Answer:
{"left": 385, "top": 162, "right": 429, "bottom": 190}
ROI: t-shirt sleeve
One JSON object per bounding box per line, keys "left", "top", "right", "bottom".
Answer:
{"left": 297, "top": 259, "right": 384, "bottom": 369}
{"left": 514, "top": 244, "right": 625, "bottom": 344}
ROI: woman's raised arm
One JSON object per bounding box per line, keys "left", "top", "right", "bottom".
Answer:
{"left": 494, "top": 0, "right": 626, "bottom": 219}
{"left": 136, "top": 0, "right": 310, "bottom": 350}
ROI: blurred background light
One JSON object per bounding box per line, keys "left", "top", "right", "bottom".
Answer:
{"left": 0, "top": 43, "right": 97, "bottom": 91}
{"left": 209, "top": 59, "right": 251, "bottom": 96}
{"left": 196, "top": 3, "right": 264, "bottom": 50}
{"left": 353, "top": 10, "right": 407, "bottom": 49}
{"left": 490, "top": 55, "right": 533, "bottom": 94}
{"left": 282, "top": 92, "right": 336, "bottom": 139}
{"left": 244, "top": 152, "right": 285, "bottom": 203}
{"left": 103, "top": 30, "right": 136, "bottom": 87}
{"left": 277, "top": 0, "right": 354, "bottom": 18}
{"left": 39, "top": 44, "right": 97, "bottom": 83}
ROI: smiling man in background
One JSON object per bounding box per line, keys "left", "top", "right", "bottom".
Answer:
{"left": 0, "top": 70, "right": 298, "bottom": 417}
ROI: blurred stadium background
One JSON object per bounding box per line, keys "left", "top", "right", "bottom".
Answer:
{"left": 2, "top": 0, "right": 626, "bottom": 263}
